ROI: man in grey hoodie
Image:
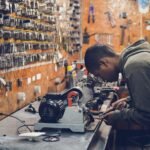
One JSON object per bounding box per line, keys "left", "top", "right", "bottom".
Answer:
{"left": 84, "top": 39, "right": 150, "bottom": 128}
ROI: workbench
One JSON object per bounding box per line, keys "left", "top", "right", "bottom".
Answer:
{"left": 0, "top": 101, "right": 112, "bottom": 150}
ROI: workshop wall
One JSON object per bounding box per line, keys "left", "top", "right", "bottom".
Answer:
{"left": 0, "top": 0, "right": 81, "bottom": 116}
{"left": 1, "top": 0, "right": 150, "bottom": 117}
{"left": 81, "top": 0, "right": 150, "bottom": 57}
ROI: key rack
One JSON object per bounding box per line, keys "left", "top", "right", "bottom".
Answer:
{"left": 0, "top": 0, "right": 82, "bottom": 71}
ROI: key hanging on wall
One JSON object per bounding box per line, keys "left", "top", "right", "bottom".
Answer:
{"left": 88, "top": 0, "right": 95, "bottom": 23}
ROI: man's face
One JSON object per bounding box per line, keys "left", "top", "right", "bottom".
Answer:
{"left": 93, "top": 57, "right": 119, "bottom": 82}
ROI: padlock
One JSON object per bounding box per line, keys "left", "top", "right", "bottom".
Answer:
{"left": 10, "top": 18, "right": 16, "bottom": 27}
{"left": 3, "top": 30, "right": 12, "bottom": 40}
{"left": 13, "top": 31, "right": 20, "bottom": 40}
{"left": 3, "top": 43, "right": 14, "bottom": 53}
{"left": 0, "top": 1, "right": 5, "bottom": 11}
{"left": 31, "top": 32, "right": 36, "bottom": 40}
{"left": 0, "top": 30, "right": 3, "bottom": 38}
{"left": 0, "top": 13, "right": 3, "bottom": 26}
{"left": 23, "top": 20, "right": 32, "bottom": 29}
{"left": 33, "top": 43, "right": 39, "bottom": 50}
{"left": 26, "top": 32, "right": 31, "bottom": 41}
{"left": 3, "top": 15, "right": 10, "bottom": 26}
{"left": 0, "top": 44, "right": 3, "bottom": 55}
{"left": 16, "top": 43, "right": 25, "bottom": 52}
{"left": 16, "top": 18, "right": 23, "bottom": 29}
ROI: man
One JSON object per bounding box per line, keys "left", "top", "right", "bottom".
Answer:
{"left": 84, "top": 39, "right": 150, "bottom": 128}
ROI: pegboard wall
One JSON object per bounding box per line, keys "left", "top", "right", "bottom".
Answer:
{"left": 81, "top": 0, "right": 150, "bottom": 57}
{"left": 1, "top": 0, "right": 150, "bottom": 116}
{"left": 0, "top": 0, "right": 81, "bottom": 116}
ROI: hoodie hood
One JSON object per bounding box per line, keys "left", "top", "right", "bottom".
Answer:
{"left": 119, "top": 39, "right": 150, "bottom": 73}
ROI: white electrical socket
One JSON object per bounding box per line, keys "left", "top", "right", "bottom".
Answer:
{"left": 34, "top": 86, "right": 41, "bottom": 95}
{"left": 27, "top": 78, "right": 31, "bottom": 85}
{"left": 32, "top": 76, "right": 36, "bottom": 81}
{"left": 0, "top": 78, "right": 6, "bottom": 86}
{"left": 36, "top": 73, "right": 41, "bottom": 80}
{"left": 17, "top": 92, "right": 26, "bottom": 102}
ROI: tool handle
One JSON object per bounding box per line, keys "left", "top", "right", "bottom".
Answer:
{"left": 120, "top": 28, "right": 125, "bottom": 45}
{"left": 105, "top": 12, "right": 116, "bottom": 28}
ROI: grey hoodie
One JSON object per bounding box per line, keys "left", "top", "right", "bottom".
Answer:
{"left": 113, "top": 39, "right": 150, "bottom": 127}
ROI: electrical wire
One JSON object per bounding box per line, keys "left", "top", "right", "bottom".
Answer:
{"left": 0, "top": 113, "right": 33, "bottom": 135}
{"left": 17, "top": 124, "right": 34, "bottom": 135}
{"left": 0, "top": 113, "right": 25, "bottom": 123}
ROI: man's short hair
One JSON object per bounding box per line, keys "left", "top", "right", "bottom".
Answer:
{"left": 84, "top": 44, "right": 116, "bottom": 73}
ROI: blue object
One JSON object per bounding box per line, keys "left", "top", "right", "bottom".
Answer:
{"left": 138, "top": 0, "right": 150, "bottom": 13}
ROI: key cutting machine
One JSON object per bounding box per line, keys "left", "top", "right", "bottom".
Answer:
{"left": 34, "top": 87, "right": 95, "bottom": 132}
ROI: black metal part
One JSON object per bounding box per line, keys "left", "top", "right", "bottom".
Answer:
{"left": 25, "top": 104, "right": 37, "bottom": 114}
{"left": 86, "top": 87, "right": 117, "bottom": 112}
{"left": 39, "top": 87, "right": 83, "bottom": 123}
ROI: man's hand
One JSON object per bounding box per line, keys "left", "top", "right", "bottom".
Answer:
{"left": 102, "top": 111, "right": 115, "bottom": 125}
{"left": 102, "top": 110, "right": 121, "bottom": 125}
{"left": 111, "top": 97, "right": 127, "bottom": 110}
{"left": 99, "top": 97, "right": 128, "bottom": 125}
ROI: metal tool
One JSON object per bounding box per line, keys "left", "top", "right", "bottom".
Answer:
{"left": 34, "top": 87, "right": 96, "bottom": 133}
{"left": 120, "top": 24, "right": 127, "bottom": 45}
{"left": 105, "top": 11, "right": 116, "bottom": 28}
{"left": 35, "top": 106, "right": 87, "bottom": 132}
{"left": 127, "top": 19, "right": 132, "bottom": 45}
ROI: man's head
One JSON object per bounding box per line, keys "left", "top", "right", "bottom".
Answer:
{"left": 84, "top": 45, "right": 120, "bottom": 82}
